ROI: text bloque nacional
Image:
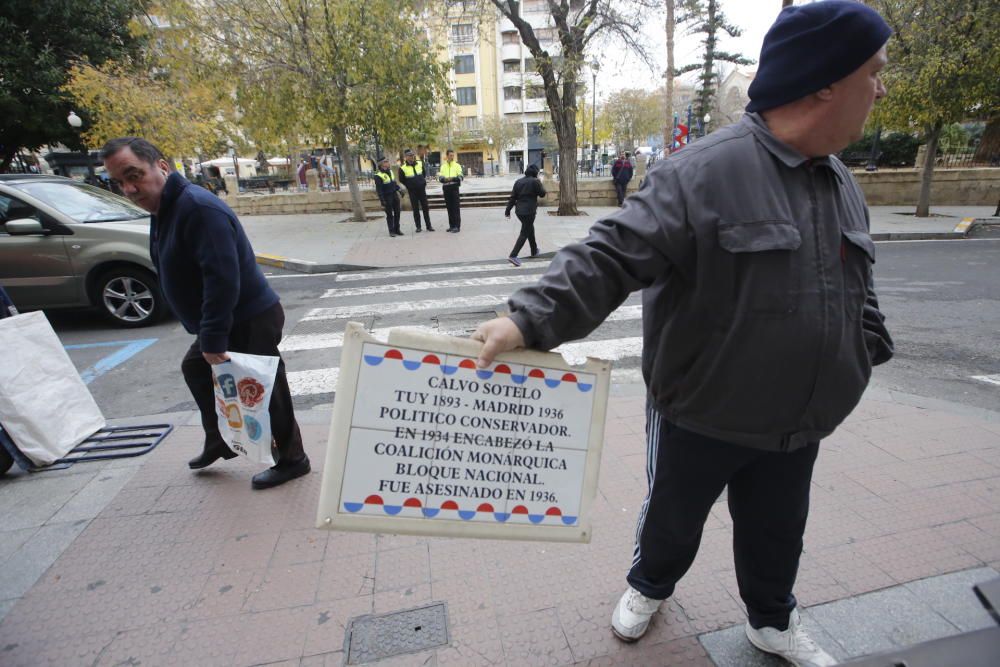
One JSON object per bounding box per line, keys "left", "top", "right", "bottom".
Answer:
{"left": 316, "top": 322, "right": 611, "bottom": 542}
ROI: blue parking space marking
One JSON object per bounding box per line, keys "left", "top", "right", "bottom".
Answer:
{"left": 63, "top": 338, "right": 158, "bottom": 385}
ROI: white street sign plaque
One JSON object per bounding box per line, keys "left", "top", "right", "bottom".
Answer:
{"left": 316, "top": 322, "right": 611, "bottom": 542}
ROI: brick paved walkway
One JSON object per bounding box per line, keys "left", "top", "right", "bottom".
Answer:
{"left": 1, "top": 391, "right": 998, "bottom": 666}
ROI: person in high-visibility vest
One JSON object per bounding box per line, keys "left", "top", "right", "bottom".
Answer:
{"left": 438, "top": 149, "right": 464, "bottom": 232}
{"left": 374, "top": 157, "right": 403, "bottom": 237}
{"left": 398, "top": 149, "right": 434, "bottom": 232}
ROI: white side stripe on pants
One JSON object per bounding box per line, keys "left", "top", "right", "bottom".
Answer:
{"left": 632, "top": 404, "right": 661, "bottom": 568}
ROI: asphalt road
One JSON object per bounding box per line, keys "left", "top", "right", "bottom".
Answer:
{"left": 48, "top": 235, "right": 1000, "bottom": 420}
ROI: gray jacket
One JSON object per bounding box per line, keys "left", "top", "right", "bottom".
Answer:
{"left": 508, "top": 113, "right": 893, "bottom": 452}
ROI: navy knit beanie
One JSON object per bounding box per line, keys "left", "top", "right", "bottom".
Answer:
{"left": 746, "top": 1, "right": 891, "bottom": 113}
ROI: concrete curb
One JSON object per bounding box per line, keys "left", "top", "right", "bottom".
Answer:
{"left": 255, "top": 253, "right": 376, "bottom": 273}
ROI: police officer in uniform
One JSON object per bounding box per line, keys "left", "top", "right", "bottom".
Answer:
{"left": 374, "top": 157, "right": 403, "bottom": 237}
{"left": 399, "top": 149, "right": 434, "bottom": 232}
{"left": 438, "top": 149, "right": 464, "bottom": 232}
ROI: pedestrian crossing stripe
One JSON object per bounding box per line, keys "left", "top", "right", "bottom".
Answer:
{"left": 302, "top": 294, "right": 512, "bottom": 320}
{"left": 334, "top": 263, "right": 543, "bottom": 283}
{"left": 320, "top": 273, "right": 542, "bottom": 299}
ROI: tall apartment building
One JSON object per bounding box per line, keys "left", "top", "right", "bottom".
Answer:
{"left": 431, "top": 1, "right": 563, "bottom": 175}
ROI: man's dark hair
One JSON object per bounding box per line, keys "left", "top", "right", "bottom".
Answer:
{"left": 525, "top": 164, "right": 539, "bottom": 177}
{"left": 100, "top": 137, "right": 165, "bottom": 164}
{"left": 446, "top": 148, "right": 455, "bottom": 155}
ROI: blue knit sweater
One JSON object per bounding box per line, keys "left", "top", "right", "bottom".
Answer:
{"left": 151, "top": 173, "right": 278, "bottom": 353}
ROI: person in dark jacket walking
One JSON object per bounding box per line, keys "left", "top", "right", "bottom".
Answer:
{"left": 472, "top": 3, "right": 894, "bottom": 665}
{"left": 504, "top": 164, "right": 546, "bottom": 266}
{"left": 610, "top": 151, "right": 634, "bottom": 206}
{"left": 374, "top": 157, "right": 403, "bottom": 237}
{"left": 102, "top": 137, "right": 309, "bottom": 490}
{"left": 398, "top": 149, "right": 434, "bottom": 232}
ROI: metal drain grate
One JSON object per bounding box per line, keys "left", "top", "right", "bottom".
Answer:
{"left": 345, "top": 602, "right": 449, "bottom": 664}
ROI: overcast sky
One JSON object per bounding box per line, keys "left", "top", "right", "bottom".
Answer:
{"left": 592, "top": 0, "right": 811, "bottom": 99}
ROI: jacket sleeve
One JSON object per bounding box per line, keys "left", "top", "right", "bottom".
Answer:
{"left": 863, "top": 282, "right": 893, "bottom": 366}
{"left": 536, "top": 180, "right": 546, "bottom": 198}
{"left": 508, "top": 162, "right": 694, "bottom": 350}
{"left": 611, "top": 161, "right": 620, "bottom": 178}
{"left": 374, "top": 176, "right": 385, "bottom": 202}
{"left": 184, "top": 204, "right": 241, "bottom": 354}
{"left": 505, "top": 182, "right": 517, "bottom": 215}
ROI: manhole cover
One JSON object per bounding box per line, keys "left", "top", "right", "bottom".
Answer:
{"left": 289, "top": 314, "right": 376, "bottom": 336}
{"left": 345, "top": 602, "right": 449, "bottom": 664}
{"left": 434, "top": 309, "right": 504, "bottom": 333}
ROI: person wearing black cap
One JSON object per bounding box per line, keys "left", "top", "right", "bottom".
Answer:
{"left": 472, "top": 2, "right": 894, "bottom": 665}
{"left": 374, "top": 157, "right": 403, "bottom": 237}
{"left": 504, "top": 164, "right": 546, "bottom": 266}
{"left": 399, "top": 149, "right": 434, "bottom": 232}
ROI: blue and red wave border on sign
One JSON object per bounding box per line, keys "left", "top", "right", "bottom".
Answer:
{"left": 363, "top": 349, "right": 594, "bottom": 392}
{"left": 343, "top": 494, "right": 578, "bottom": 525}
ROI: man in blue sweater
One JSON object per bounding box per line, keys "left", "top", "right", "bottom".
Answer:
{"left": 102, "top": 137, "right": 310, "bottom": 490}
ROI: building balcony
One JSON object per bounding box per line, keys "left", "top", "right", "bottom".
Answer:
{"left": 524, "top": 98, "right": 546, "bottom": 113}
{"left": 501, "top": 43, "right": 521, "bottom": 61}
{"left": 502, "top": 72, "right": 523, "bottom": 88}
{"left": 503, "top": 99, "right": 524, "bottom": 114}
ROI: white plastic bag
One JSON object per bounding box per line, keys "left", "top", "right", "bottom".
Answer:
{"left": 0, "top": 311, "right": 106, "bottom": 465}
{"left": 212, "top": 351, "right": 278, "bottom": 466}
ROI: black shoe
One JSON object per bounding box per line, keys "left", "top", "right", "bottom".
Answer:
{"left": 396, "top": 230, "right": 405, "bottom": 235}
{"left": 530, "top": 250, "right": 540, "bottom": 258}
{"left": 426, "top": 226, "right": 435, "bottom": 232}
{"left": 251, "top": 456, "right": 311, "bottom": 490}
{"left": 446, "top": 228, "right": 457, "bottom": 233}
{"left": 416, "top": 228, "right": 422, "bottom": 233}
{"left": 188, "top": 444, "right": 238, "bottom": 470}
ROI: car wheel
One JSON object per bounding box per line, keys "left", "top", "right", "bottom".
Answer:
{"left": 95, "top": 267, "right": 165, "bottom": 328}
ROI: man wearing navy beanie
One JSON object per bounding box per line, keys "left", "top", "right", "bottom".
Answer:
{"left": 473, "top": 2, "right": 894, "bottom": 665}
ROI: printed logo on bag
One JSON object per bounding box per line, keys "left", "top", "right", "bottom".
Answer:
{"left": 225, "top": 403, "right": 243, "bottom": 428}
{"left": 237, "top": 377, "right": 266, "bottom": 407}
{"left": 218, "top": 374, "right": 238, "bottom": 399}
{"left": 215, "top": 396, "right": 227, "bottom": 415}
{"left": 244, "top": 416, "right": 263, "bottom": 441}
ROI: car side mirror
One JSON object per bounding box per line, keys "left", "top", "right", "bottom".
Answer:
{"left": 4, "top": 218, "right": 46, "bottom": 236}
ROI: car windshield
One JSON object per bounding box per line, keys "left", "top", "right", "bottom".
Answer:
{"left": 10, "top": 180, "right": 149, "bottom": 223}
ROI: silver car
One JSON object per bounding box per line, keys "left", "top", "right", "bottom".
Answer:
{"left": 0, "top": 174, "right": 165, "bottom": 327}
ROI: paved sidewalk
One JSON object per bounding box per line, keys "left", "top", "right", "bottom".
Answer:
{"left": 241, "top": 204, "right": 999, "bottom": 273}
{"left": 1, "top": 385, "right": 998, "bottom": 665}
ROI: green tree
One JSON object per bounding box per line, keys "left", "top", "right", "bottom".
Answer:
{"left": 601, "top": 88, "right": 662, "bottom": 152}
{"left": 481, "top": 113, "right": 521, "bottom": 173}
{"left": 168, "top": 0, "right": 450, "bottom": 220}
{"left": 483, "top": 0, "right": 656, "bottom": 214}
{"left": 865, "top": 0, "right": 1000, "bottom": 216}
{"left": 62, "top": 15, "right": 231, "bottom": 160}
{"left": 676, "top": 0, "right": 754, "bottom": 131}
{"left": 0, "top": 0, "right": 146, "bottom": 171}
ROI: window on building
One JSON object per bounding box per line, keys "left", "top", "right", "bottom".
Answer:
{"left": 452, "top": 24, "right": 475, "bottom": 44}
{"left": 460, "top": 116, "right": 480, "bottom": 131}
{"left": 535, "top": 28, "right": 555, "bottom": 42}
{"left": 524, "top": 57, "right": 535, "bottom": 73}
{"left": 523, "top": 0, "right": 546, "bottom": 12}
{"left": 503, "top": 86, "right": 522, "bottom": 100}
{"left": 527, "top": 122, "right": 542, "bottom": 137}
{"left": 503, "top": 60, "right": 521, "bottom": 72}
{"left": 454, "top": 55, "right": 475, "bottom": 74}
{"left": 455, "top": 86, "right": 477, "bottom": 105}
{"left": 502, "top": 31, "right": 519, "bottom": 45}
{"left": 526, "top": 84, "right": 545, "bottom": 99}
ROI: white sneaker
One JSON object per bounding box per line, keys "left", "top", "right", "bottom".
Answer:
{"left": 745, "top": 608, "right": 837, "bottom": 667}
{"left": 610, "top": 586, "right": 664, "bottom": 642}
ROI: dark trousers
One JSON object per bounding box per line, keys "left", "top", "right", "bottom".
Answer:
{"left": 509, "top": 212, "right": 538, "bottom": 258}
{"left": 383, "top": 196, "right": 401, "bottom": 235}
{"left": 181, "top": 302, "right": 305, "bottom": 465}
{"left": 443, "top": 186, "right": 461, "bottom": 230}
{"left": 614, "top": 181, "right": 628, "bottom": 205}
{"left": 628, "top": 404, "right": 818, "bottom": 631}
{"left": 407, "top": 188, "right": 431, "bottom": 230}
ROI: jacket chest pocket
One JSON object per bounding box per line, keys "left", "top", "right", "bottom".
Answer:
{"left": 718, "top": 220, "right": 802, "bottom": 317}
{"left": 841, "top": 229, "right": 875, "bottom": 320}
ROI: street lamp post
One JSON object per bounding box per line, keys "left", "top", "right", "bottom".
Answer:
{"left": 591, "top": 60, "right": 599, "bottom": 174}
{"left": 866, "top": 126, "right": 882, "bottom": 172}
{"left": 67, "top": 111, "right": 95, "bottom": 179}
{"left": 487, "top": 137, "right": 495, "bottom": 176}
{"left": 703, "top": 113, "right": 711, "bottom": 137}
